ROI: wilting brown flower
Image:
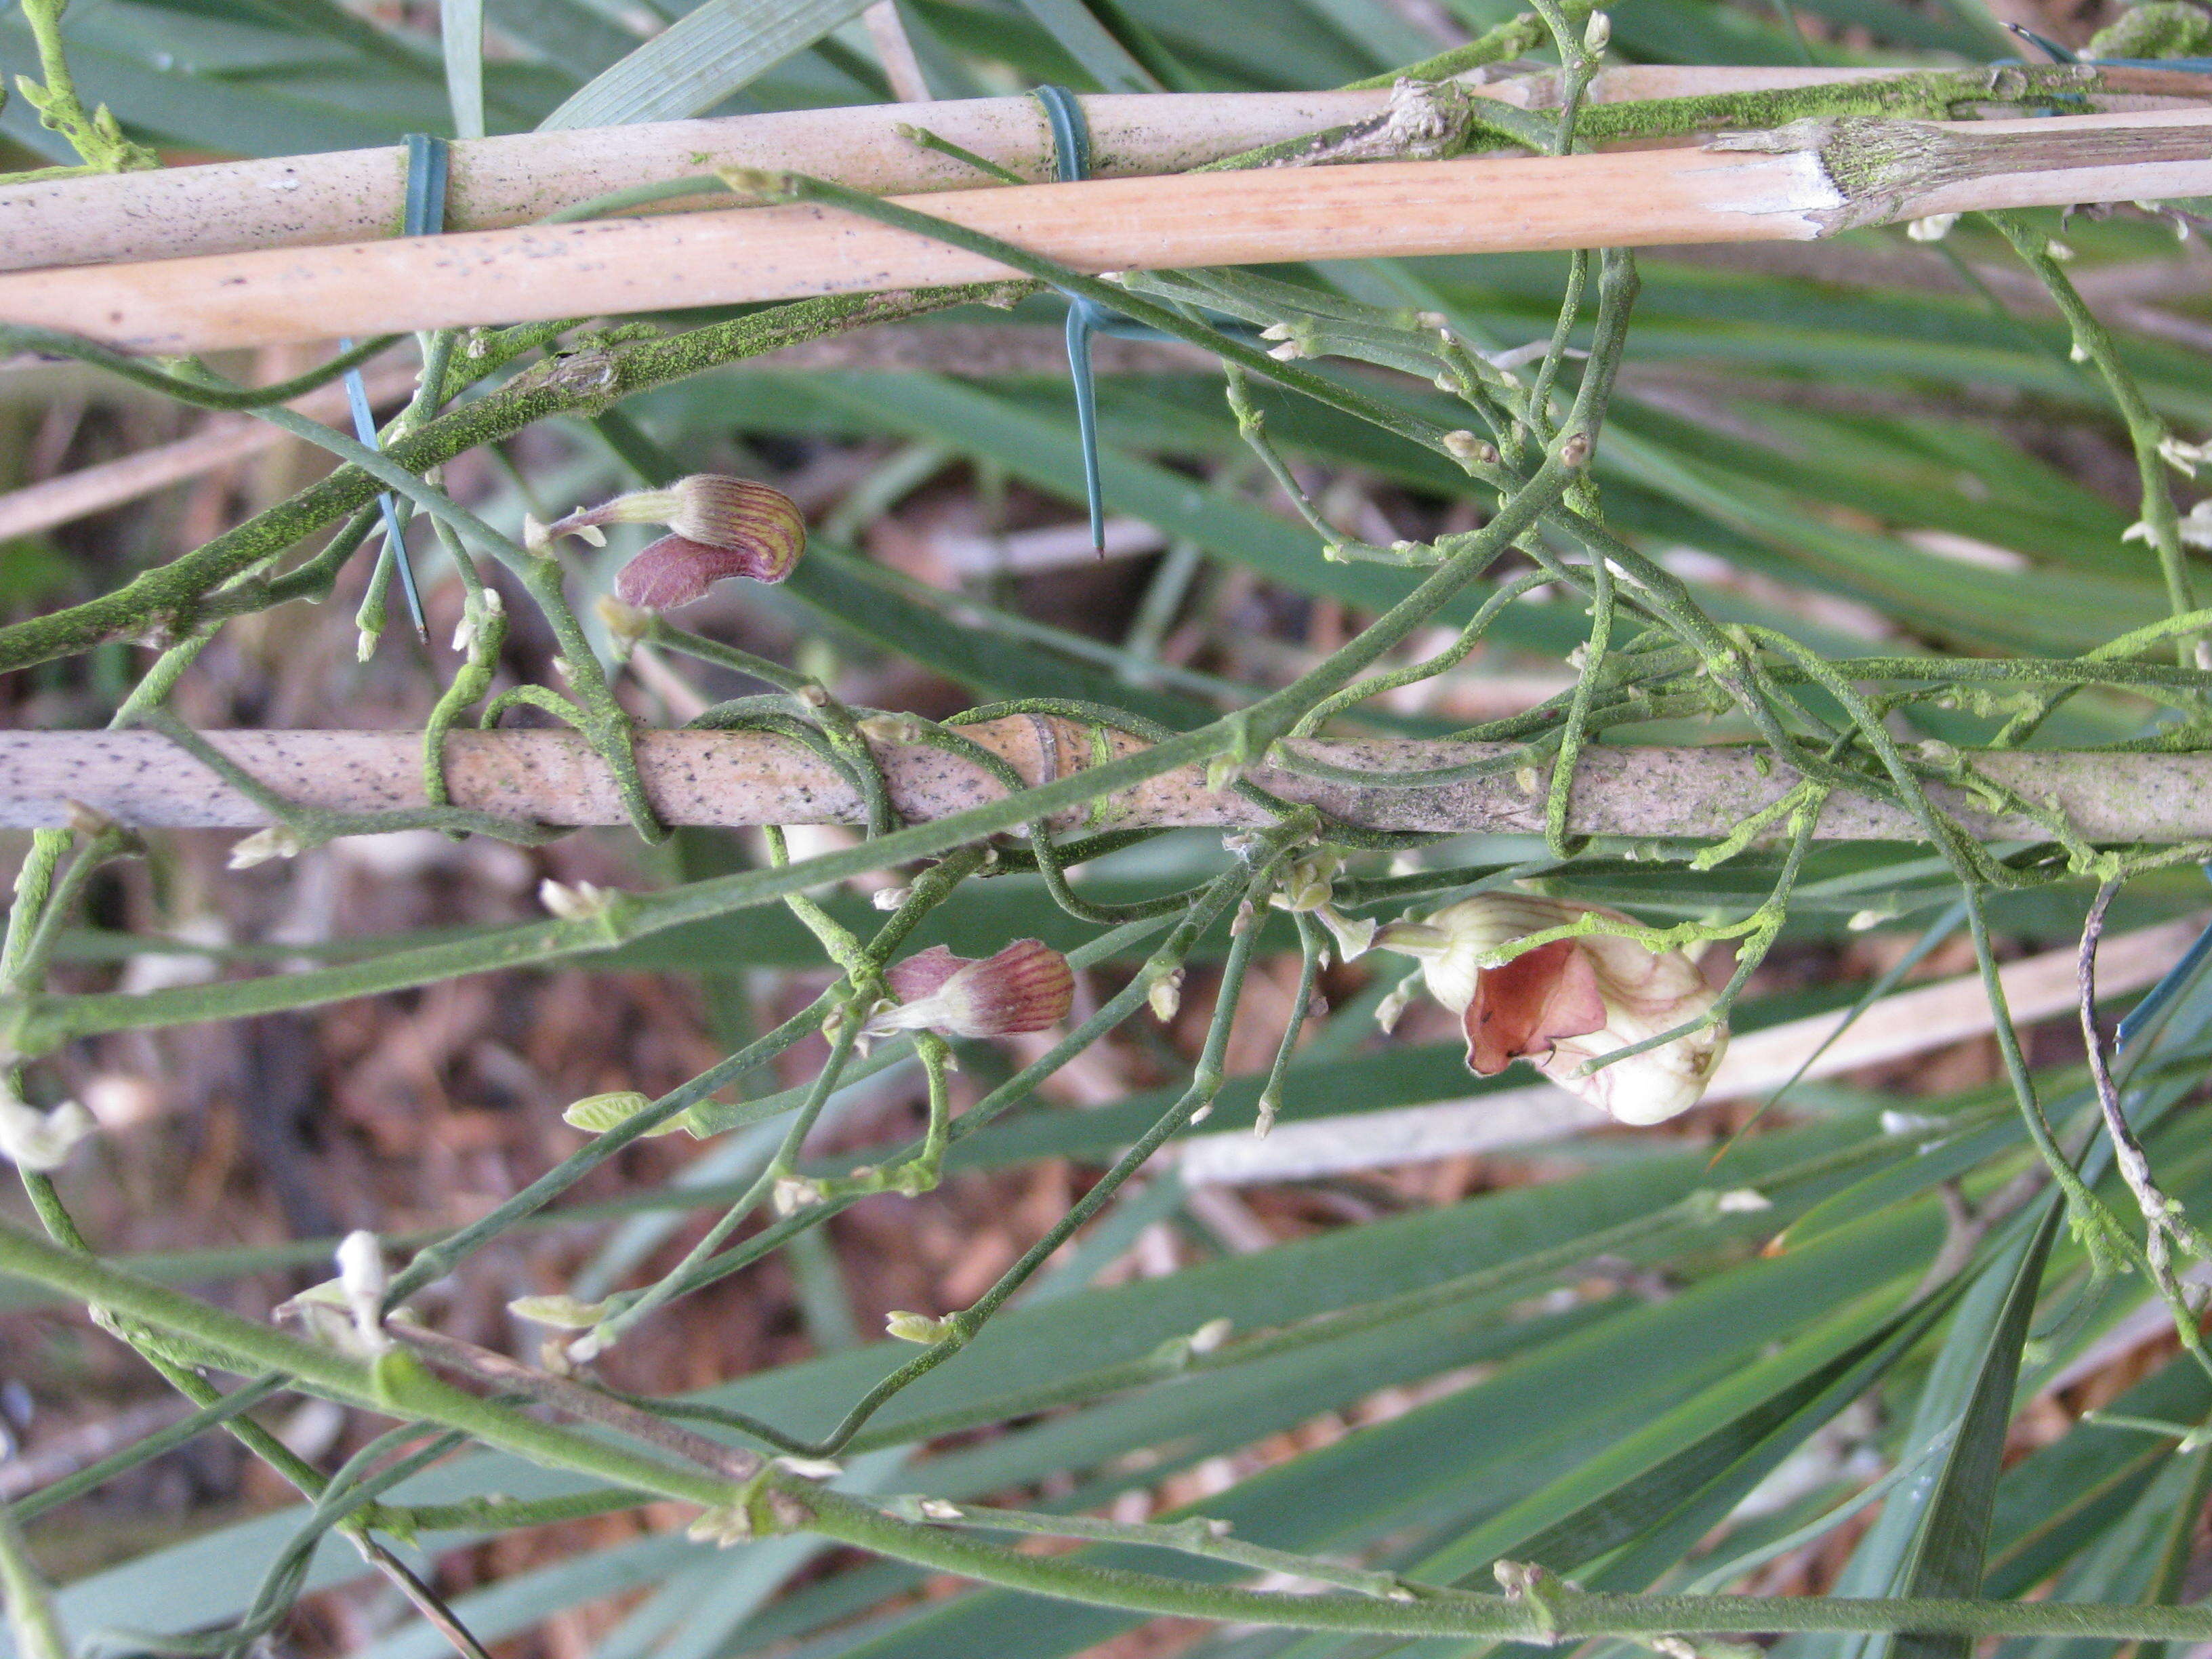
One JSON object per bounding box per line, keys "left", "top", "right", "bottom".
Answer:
{"left": 863, "top": 939, "right": 1074, "bottom": 1040}
{"left": 1373, "top": 892, "right": 1727, "bottom": 1124}
{"left": 529, "top": 475, "right": 805, "bottom": 609}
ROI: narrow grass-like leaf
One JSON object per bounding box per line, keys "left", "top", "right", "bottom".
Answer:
{"left": 538, "top": 0, "right": 877, "bottom": 128}
{"left": 1985, "top": 1349, "right": 2212, "bottom": 1597}
{"left": 441, "top": 0, "right": 486, "bottom": 138}
{"left": 483, "top": 0, "right": 640, "bottom": 82}
{"left": 1781, "top": 1206, "right": 2062, "bottom": 1659}
{"left": 1008, "top": 0, "right": 1162, "bottom": 90}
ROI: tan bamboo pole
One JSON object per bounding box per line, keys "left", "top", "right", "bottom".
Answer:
{"left": 0, "top": 363, "right": 421, "bottom": 543}
{"left": 0, "top": 68, "right": 1975, "bottom": 276}
{"left": 5, "top": 108, "right": 2207, "bottom": 359}
{"left": 7, "top": 726, "right": 2212, "bottom": 842}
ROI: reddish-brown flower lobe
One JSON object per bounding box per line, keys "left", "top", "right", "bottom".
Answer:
{"left": 1461, "top": 935, "right": 1606, "bottom": 1075}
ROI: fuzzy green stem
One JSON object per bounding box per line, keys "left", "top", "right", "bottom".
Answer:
{"left": 2, "top": 443, "right": 1579, "bottom": 1057}
{"left": 1990, "top": 212, "right": 2198, "bottom": 664}
{"left": 0, "top": 1501, "right": 68, "bottom": 1659}
{"left": 14, "top": 1219, "right": 2212, "bottom": 1643}
{"left": 0, "top": 286, "right": 1027, "bottom": 675}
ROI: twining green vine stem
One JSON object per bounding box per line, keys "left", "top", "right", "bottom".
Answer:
{"left": 0, "top": 1499, "right": 68, "bottom": 1659}
{"left": 7, "top": 39, "right": 2212, "bottom": 1647}
{"left": 1988, "top": 212, "right": 2200, "bottom": 665}
{"left": 16, "top": 1218, "right": 2212, "bottom": 1643}
{"left": 0, "top": 0, "right": 161, "bottom": 182}
{"left": 0, "top": 430, "right": 1587, "bottom": 1057}
{"left": 0, "top": 284, "right": 1031, "bottom": 674}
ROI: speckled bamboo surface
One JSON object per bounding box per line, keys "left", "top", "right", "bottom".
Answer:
{"left": 0, "top": 69, "right": 1924, "bottom": 274}
{"left": 5, "top": 724, "right": 2209, "bottom": 842}
{"left": 10, "top": 108, "right": 2212, "bottom": 356}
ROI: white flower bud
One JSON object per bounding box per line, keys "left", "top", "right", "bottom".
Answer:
{"left": 885, "top": 1310, "right": 954, "bottom": 1343}
{"left": 773, "top": 1174, "right": 825, "bottom": 1214}
{"left": 508, "top": 1294, "right": 609, "bottom": 1330}
{"left": 227, "top": 824, "right": 304, "bottom": 870}
{"left": 334, "top": 1230, "right": 392, "bottom": 1354}
{"left": 1149, "top": 966, "right": 1185, "bottom": 1023}
{"left": 539, "top": 878, "right": 614, "bottom": 920}
{"left": 0, "top": 1082, "right": 95, "bottom": 1172}
{"left": 1443, "top": 430, "right": 1498, "bottom": 468}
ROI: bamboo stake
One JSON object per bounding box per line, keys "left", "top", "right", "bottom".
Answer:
{"left": 0, "top": 68, "right": 2022, "bottom": 276}
{"left": 0, "top": 363, "right": 420, "bottom": 541}
{"left": 8, "top": 725, "right": 2212, "bottom": 842}
{"left": 5, "top": 108, "right": 2206, "bottom": 357}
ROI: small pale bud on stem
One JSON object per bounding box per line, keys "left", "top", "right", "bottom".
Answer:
{"left": 886, "top": 1310, "right": 955, "bottom": 1343}
{"left": 1149, "top": 966, "right": 1185, "bottom": 1023}
{"left": 1443, "top": 430, "right": 1499, "bottom": 468}
{"left": 0, "top": 1079, "right": 95, "bottom": 1172}
{"left": 335, "top": 1231, "right": 392, "bottom": 1354}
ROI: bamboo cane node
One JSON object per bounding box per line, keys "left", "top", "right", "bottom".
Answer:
{"left": 1024, "top": 712, "right": 1065, "bottom": 790}
{"left": 1302, "top": 77, "right": 1478, "bottom": 167}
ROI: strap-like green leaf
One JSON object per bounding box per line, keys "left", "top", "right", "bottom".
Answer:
{"left": 539, "top": 0, "right": 876, "bottom": 129}
{"left": 1009, "top": 0, "right": 1162, "bottom": 91}
{"left": 1793, "top": 1207, "right": 2063, "bottom": 1659}
{"left": 440, "top": 0, "right": 485, "bottom": 137}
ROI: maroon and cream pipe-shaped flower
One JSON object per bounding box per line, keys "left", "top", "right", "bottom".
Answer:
{"left": 863, "top": 940, "right": 1075, "bottom": 1040}
{"left": 1372, "top": 893, "right": 1727, "bottom": 1124}
{"left": 527, "top": 475, "right": 806, "bottom": 611}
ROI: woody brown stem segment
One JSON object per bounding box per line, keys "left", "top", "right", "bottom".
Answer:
{"left": 8, "top": 726, "right": 2212, "bottom": 842}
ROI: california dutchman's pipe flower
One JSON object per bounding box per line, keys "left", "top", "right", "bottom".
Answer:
{"left": 1372, "top": 892, "right": 1726, "bottom": 1125}
{"left": 527, "top": 475, "right": 806, "bottom": 611}
{"left": 863, "top": 939, "right": 1074, "bottom": 1040}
